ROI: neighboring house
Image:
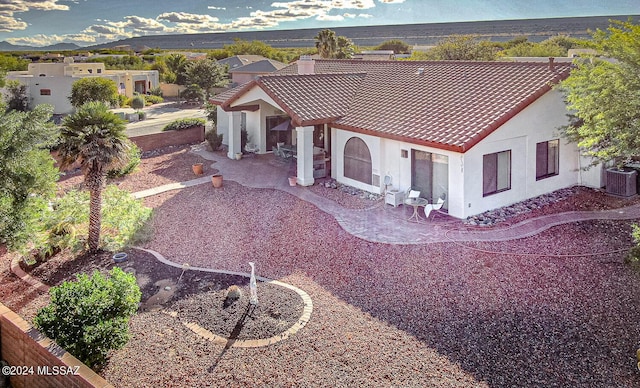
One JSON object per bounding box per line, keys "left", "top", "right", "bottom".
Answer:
{"left": 228, "top": 59, "right": 288, "bottom": 86}
{"left": 217, "top": 55, "right": 270, "bottom": 70}
{"left": 5, "top": 57, "right": 159, "bottom": 114}
{"left": 353, "top": 50, "right": 395, "bottom": 60}
{"left": 214, "top": 55, "right": 287, "bottom": 145}
{"left": 211, "top": 58, "right": 603, "bottom": 219}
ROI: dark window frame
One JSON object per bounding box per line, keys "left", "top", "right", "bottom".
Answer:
{"left": 344, "top": 137, "right": 372, "bottom": 185}
{"left": 536, "top": 139, "right": 560, "bottom": 180}
{"left": 483, "top": 150, "right": 511, "bottom": 197}
{"left": 39, "top": 89, "right": 51, "bottom": 96}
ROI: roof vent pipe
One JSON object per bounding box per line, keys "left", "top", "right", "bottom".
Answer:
{"left": 298, "top": 55, "right": 315, "bottom": 75}
{"left": 548, "top": 57, "right": 555, "bottom": 71}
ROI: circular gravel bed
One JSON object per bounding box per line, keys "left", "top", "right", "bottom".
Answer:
{"left": 171, "top": 282, "right": 304, "bottom": 341}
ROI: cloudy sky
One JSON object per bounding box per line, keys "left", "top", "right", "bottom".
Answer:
{"left": 1, "top": 0, "right": 637, "bottom": 47}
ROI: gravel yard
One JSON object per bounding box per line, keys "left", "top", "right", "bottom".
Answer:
{"left": 3, "top": 145, "right": 640, "bottom": 387}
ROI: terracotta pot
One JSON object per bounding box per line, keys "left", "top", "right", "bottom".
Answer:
{"left": 288, "top": 176, "right": 297, "bottom": 186}
{"left": 192, "top": 163, "right": 204, "bottom": 175}
{"left": 212, "top": 174, "right": 223, "bottom": 188}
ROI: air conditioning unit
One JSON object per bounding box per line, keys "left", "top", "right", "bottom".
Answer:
{"left": 605, "top": 168, "right": 637, "bottom": 197}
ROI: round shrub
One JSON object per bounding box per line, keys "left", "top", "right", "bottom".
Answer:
{"left": 130, "top": 95, "right": 145, "bottom": 111}
{"left": 34, "top": 267, "right": 141, "bottom": 369}
{"left": 162, "top": 118, "right": 206, "bottom": 131}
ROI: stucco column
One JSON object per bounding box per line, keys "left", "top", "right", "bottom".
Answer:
{"left": 296, "top": 126, "right": 315, "bottom": 186}
{"left": 227, "top": 111, "right": 242, "bottom": 160}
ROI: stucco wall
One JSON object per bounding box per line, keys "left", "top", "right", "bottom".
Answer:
{"left": 462, "top": 90, "right": 583, "bottom": 218}
{"left": 130, "top": 125, "right": 205, "bottom": 152}
{"left": 0, "top": 302, "right": 112, "bottom": 388}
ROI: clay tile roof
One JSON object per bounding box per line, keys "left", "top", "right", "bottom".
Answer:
{"left": 219, "top": 59, "right": 572, "bottom": 152}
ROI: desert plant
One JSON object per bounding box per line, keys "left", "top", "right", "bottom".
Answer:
{"left": 148, "top": 86, "right": 163, "bottom": 97}
{"left": 100, "top": 185, "right": 153, "bottom": 250}
{"left": 34, "top": 267, "right": 141, "bottom": 369}
{"left": 130, "top": 95, "right": 145, "bottom": 111}
{"left": 205, "top": 127, "right": 223, "bottom": 151}
{"left": 163, "top": 117, "right": 206, "bottom": 131}
{"left": 59, "top": 101, "right": 130, "bottom": 252}
{"left": 144, "top": 95, "right": 164, "bottom": 105}
{"left": 107, "top": 141, "right": 141, "bottom": 178}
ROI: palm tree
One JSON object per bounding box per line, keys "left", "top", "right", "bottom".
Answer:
{"left": 315, "top": 29, "right": 338, "bottom": 58}
{"left": 59, "top": 101, "right": 130, "bottom": 252}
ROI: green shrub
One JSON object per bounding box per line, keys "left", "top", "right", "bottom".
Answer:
{"left": 30, "top": 185, "right": 152, "bottom": 257}
{"left": 117, "top": 94, "right": 128, "bottom": 108}
{"left": 34, "top": 267, "right": 141, "bottom": 369}
{"left": 144, "top": 95, "right": 164, "bottom": 105}
{"left": 205, "top": 127, "right": 223, "bottom": 151}
{"left": 149, "top": 86, "right": 163, "bottom": 97}
{"left": 162, "top": 118, "right": 206, "bottom": 131}
{"left": 100, "top": 185, "right": 153, "bottom": 250}
{"left": 626, "top": 224, "right": 640, "bottom": 269}
{"left": 130, "top": 95, "right": 145, "bottom": 110}
{"left": 107, "top": 141, "right": 141, "bottom": 178}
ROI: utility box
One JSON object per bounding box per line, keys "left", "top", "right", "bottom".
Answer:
{"left": 385, "top": 189, "right": 405, "bottom": 207}
{"left": 605, "top": 168, "right": 637, "bottom": 197}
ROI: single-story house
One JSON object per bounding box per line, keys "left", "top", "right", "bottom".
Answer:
{"left": 5, "top": 57, "right": 159, "bottom": 114}
{"left": 211, "top": 57, "right": 603, "bottom": 219}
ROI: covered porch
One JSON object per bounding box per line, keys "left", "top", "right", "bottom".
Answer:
{"left": 223, "top": 101, "right": 331, "bottom": 187}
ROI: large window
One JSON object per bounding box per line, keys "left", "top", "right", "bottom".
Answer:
{"left": 483, "top": 150, "right": 511, "bottom": 196}
{"left": 536, "top": 140, "right": 559, "bottom": 180}
{"left": 344, "top": 137, "right": 372, "bottom": 184}
{"left": 40, "top": 89, "right": 51, "bottom": 96}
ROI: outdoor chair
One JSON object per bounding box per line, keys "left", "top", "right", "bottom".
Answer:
{"left": 424, "top": 197, "right": 445, "bottom": 220}
{"left": 407, "top": 189, "right": 421, "bottom": 199}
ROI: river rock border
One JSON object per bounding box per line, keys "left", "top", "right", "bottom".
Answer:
{"left": 133, "top": 247, "right": 313, "bottom": 348}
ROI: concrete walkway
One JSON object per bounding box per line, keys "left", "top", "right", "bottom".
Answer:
{"left": 132, "top": 143, "right": 640, "bottom": 245}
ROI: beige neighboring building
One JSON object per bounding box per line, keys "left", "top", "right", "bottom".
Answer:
{"left": 6, "top": 57, "right": 159, "bottom": 114}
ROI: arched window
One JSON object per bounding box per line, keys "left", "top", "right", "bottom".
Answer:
{"left": 344, "top": 137, "right": 372, "bottom": 184}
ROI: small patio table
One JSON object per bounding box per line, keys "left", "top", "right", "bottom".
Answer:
{"left": 405, "top": 197, "right": 428, "bottom": 222}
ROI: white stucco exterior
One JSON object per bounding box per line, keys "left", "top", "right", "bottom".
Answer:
{"left": 331, "top": 90, "right": 603, "bottom": 219}
{"left": 218, "top": 80, "right": 604, "bottom": 219}
{"left": 5, "top": 59, "right": 159, "bottom": 114}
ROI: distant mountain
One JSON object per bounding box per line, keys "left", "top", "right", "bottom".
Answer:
{"left": 0, "top": 41, "right": 80, "bottom": 52}
{"left": 86, "top": 15, "right": 638, "bottom": 51}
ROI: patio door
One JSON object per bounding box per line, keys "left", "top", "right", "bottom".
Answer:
{"left": 411, "top": 150, "right": 449, "bottom": 206}
{"left": 411, "top": 150, "right": 432, "bottom": 201}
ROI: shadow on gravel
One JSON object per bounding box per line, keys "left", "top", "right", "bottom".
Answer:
{"left": 208, "top": 304, "right": 254, "bottom": 373}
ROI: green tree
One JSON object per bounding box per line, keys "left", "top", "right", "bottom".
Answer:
{"left": 184, "top": 59, "right": 228, "bottom": 100}
{"left": 164, "top": 53, "right": 188, "bottom": 85}
{"left": 558, "top": 19, "right": 640, "bottom": 167}
{"left": 375, "top": 39, "right": 410, "bottom": 54}
{"left": 0, "top": 105, "right": 59, "bottom": 251}
{"left": 34, "top": 267, "right": 141, "bottom": 369}
{"left": 0, "top": 53, "right": 29, "bottom": 71}
{"left": 222, "top": 39, "right": 289, "bottom": 62}
{"left": 336, "top": 36, "right": 355, "bottom": 59}
{"left": 69, "top": 77, "right": 119, "bottom": 108}
{"left": 315, "top": 29, "right": 338, "bottom": 58}
{"left": 4, "top": 79, "right": 29, "bottom": 112}
{"left": 59, "top": 102, "right": 130, "bottom": 252}
{"left": 412, "top": 35, "right": 498, "bottom": 61}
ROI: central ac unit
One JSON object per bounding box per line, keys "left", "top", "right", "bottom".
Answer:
{"left": 605, "top": 168, "right": 637, "bottom": 197}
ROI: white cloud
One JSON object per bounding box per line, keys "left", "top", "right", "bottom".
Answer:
{"left": 378, "top": 0, "right": 405, "bottom": 3}
{"left": 157, "top": 12, "right": 219, "bottom": 24}
{"left": 0, "top": 0, "right": 69, "bottom": 32}
{"left": 207, "top": 6, "right": 226, "bottom": 10}
{"left": 343, "top": 13, "right": 356, "bottom": 18}
{"left": 359, "top": 13, "right": 374, "bottom": 18}
{"left": 317, "top": 13, "right": 345, "bottom": 21}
